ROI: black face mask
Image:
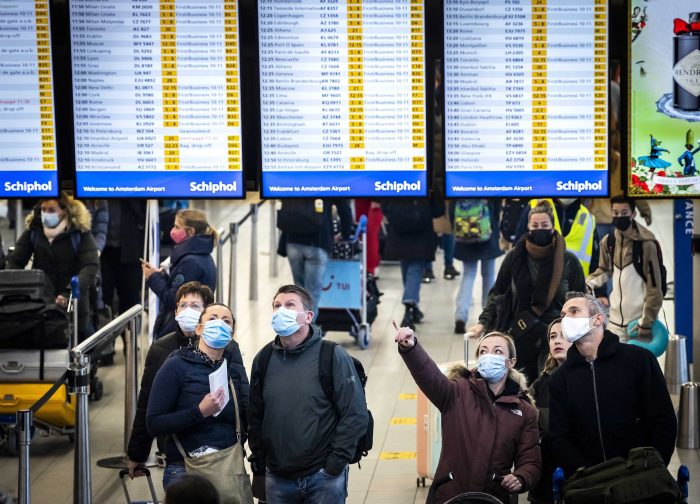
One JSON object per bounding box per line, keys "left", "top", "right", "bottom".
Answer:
{"left": 528, "top": 229, "right": 553, "bottom": 246}
{"left": 612, "top": 216, "right": 632, "bottom": 232}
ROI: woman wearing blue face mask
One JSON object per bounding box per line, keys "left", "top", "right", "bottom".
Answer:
{"left": 395, "top": 325, "right": 541, "bottom": 504}
{"left": 147, "top": 303, "right": 250, "bottom": 492}
{"left": 6, "top": 193, "right": 99, "bottom": 341}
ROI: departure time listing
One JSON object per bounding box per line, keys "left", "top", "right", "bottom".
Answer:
{"left": 259, "top": 0, "right": 427, "bottom": 197}
{"left": 70, "top": 0, "right": 244, "bottom": 198}
{"left": 0, "top": 1, "right": 58, "bottom": 197}
{"left": 444, "top": 0, "right": 608, "bottom": 198}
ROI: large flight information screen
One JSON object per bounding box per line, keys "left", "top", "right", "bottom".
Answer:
{"left": 259, "top": 0, "right": 427, "bottom": 198}
{"left": 70, "top": 0, "right": 244, "bottom": 198}
{"left": 444, "top": 0, "right": 608, "bottom": 197}
{"left": 0, "top": 0, "right": 59, "bottom": 198}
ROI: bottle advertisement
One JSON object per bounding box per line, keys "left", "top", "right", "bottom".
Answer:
{"left": 630, "top": 1, "right": 700, "bottom": 197}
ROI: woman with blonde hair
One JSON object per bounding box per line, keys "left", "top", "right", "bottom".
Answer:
{"left": 395, "top": 323, "right": 541, "bottom": 504}
{"left": 143, "top": 209, "right": 218, "bottom": 338}
{"left": 527, "top": 319, "right": 571, "bottom": 504}
{"left": 6, "top": 193, "right": 99, "bottom": 340}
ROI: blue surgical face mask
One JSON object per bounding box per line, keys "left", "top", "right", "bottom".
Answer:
{"left": 41, "top": 212, "right": 61, "bottom": 229}
{"left": 477, "top": 354, "right": 509, "bottom": 383}
{"left": 271, "top": 306, "right": 306, "bottom": 337}
{"left": 175, "top": 307, "right": 201, "bottom": 334}
{"left": 200, "top": 319, "right": 232, "bottom": 349}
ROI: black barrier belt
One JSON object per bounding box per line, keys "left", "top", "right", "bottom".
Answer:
{"left": 29, "top": 370, "right": 70, "bottom": 414}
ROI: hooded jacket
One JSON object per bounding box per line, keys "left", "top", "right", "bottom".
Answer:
{"left": 127, "top": 328, "right": 247, "bottom": 463}
{"left": 586, "top": 223, "right": 663, "bottom": 337}
{"left": 7, "top": 199, "right": 98, "bottom": 296}
{"left": 400, "top": 341, "right": 541, "bottom": 504}
{"left": 146, "top": 345, "right": 249, "bottom": 464}
{"left": 548, "top": 331, "right": 676, "bottom": 476}
{"left": 248, "top": 325, "right": 368, "bottom": 478}
{"left": 147, "top": 234, "right": 216, "bottom": 337}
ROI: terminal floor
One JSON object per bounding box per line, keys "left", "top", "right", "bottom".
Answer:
{"left": 0, "top": 199, "right": 697, "bottom": 503}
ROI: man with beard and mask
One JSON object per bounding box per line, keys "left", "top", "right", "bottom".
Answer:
{"left": 585, "top": 196, "right": 664, "bottom": 342}
{"left": 127, "top": 282, "right": 244, "bottom": 478}
{"left": 469, "top": 204, "right": 586, "bottom": 383}
{"left": 247, "top": 284, "right": 368, "bottom": 503}
{"left": 548, "top": 292, "right": 676, "bottom": 477}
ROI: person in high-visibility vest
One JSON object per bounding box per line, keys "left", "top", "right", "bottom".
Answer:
{"left": 515, "top": 199, "right": 602, "bottom": 280}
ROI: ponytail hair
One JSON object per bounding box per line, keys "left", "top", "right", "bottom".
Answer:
{"left": 177, "top": 209, "right": 219, "bottom": 241}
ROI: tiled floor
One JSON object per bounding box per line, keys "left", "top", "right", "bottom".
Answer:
{"left": 0, "top": 199, "right": 696, "bottom": 503}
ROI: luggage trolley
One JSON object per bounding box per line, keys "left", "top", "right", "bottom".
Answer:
{"left": 316, "top": 215, "right": 374, "bottom": 349}
{"left": 0, "top": 272, "right": 102, "bottom": 454}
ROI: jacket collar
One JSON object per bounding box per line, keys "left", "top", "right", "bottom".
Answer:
{"left": 467, "top": 371, "right": 528, "bottom": 405}
{"left": 171, "top": 234, "right": 215, "bottom": 263}
{"left": 271, "top": 324, "right": 322, "bottom": 354}
{"left": 566, "top": 330, "right": 620, "bottom": 366}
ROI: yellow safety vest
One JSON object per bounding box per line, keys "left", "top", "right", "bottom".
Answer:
{"left": 528, "top": 199, "right": 595, "bottom": 275}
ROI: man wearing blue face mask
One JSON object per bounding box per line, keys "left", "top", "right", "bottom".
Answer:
{"left": 548, "top": 292, "right": 676, "bottom": 477}
{"left": 147, "top": 302, "right": 250, "bottom": 491}
{"left": 248, "top": 284, "right": 369, "bottom": 503}
{"left": 127, "top": 283, "right": 243, "bottom": 480}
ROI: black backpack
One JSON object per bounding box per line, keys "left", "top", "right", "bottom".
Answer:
{"left": 277, "top": 200, "right": 326, "bottom": 235}
{"left": 256, "top": 339, "right": 374, "bottom": 465}
{"left": 606, "top": 233, "right": 668, "bottom": 297}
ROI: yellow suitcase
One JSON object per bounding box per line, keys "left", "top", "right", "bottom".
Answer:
{"left": 0, "top": 383, "right": 75, "bottom": 427}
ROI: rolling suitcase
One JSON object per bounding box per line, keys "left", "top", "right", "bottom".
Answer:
{"left": 0, "top": 349, "right": 69, "bottom": 382}
{"left": 118, "top": 468, "right": 160, "bottom": 504}
{"left": 0, "top": 382, "right": 74, "bottom": 427}
{"left": 0, "top": 269, "right": 54, "bottom": 303}
{"left": 417, "top": 334, "right": 477, "bottom": 486}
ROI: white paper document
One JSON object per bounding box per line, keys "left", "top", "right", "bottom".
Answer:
{"left": 208, "top": 358, "right": 230, "bottom": 417}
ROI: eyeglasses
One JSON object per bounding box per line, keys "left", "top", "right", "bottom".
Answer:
{"left": 177, "top": 302, "right": 204, "bottom": 311}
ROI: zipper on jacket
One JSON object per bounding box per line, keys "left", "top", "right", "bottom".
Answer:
{"left": 590, "top": 361, "right": 607, "bottom": 461}
{"left": 617, "top": 235, "right": 624, "bottom": 324}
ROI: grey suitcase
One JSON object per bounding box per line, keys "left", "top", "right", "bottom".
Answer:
{"left": 0, "top": 269, "right": 54, "bottom": 303}
{"left": 0, "top": 349, "right": 69, "bottom": 382}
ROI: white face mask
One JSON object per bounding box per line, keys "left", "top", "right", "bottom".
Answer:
{"left": 561, "top": 315, "right": 596, "bottom": 344}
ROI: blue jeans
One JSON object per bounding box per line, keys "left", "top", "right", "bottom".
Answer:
{"left": 162, "top": 463, "right": 187, "bottom": 490}
{"left": 266, "top": 467, "right": 349, "bottom": 504}
{"left": 441, "top": 234, "right": 455, "bottom": 267}
{"left": 401, "top": 260, "right": 424, "bottom": 305}
{"left": 286, "top": 243, "right": 329, "bottom": 319}
{"left": 455, "top": 259, "right": 496, "bottom": 322}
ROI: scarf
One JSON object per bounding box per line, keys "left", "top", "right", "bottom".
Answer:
{"left": 512, "top": 231, "right": 566, "bottom": 316}
{"left": 42, "top": 218, "right": 68, "bottom": 244}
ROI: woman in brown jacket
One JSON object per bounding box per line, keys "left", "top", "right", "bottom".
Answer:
{"left": 395, "top": 325, "right": 541, "bottom": 504}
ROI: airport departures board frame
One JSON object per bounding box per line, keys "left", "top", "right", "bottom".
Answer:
{"left": 0, "top": 0, "right": 60, "bottom": 198}
{"left": 443, "top": 0, "right": 609, "bottom": 199}
{"left": 69, "top": 0, "right": 245, "bottom": 199}
{"left": 258, "top": 0, "right": 430, "bottom": 199}
{"left": 628, "top": 0, "right": 700, "bottom": 198}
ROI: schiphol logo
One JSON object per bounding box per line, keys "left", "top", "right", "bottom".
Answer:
{"left": 189, "top": 180, "right": 237, "bottom": 194}
{"left": 4, "top": 180, "right": 52, "bottom": 194}
{"left": 556, "top": 180, "right": 603, "bottom": 193}
{"left": 374, "top": 180, "right": 421, "bottom": 193}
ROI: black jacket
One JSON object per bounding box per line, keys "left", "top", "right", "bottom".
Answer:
{"left": 382, "top": 197, "right": 445, "bottom": 262}
{"left": 528, "top": 369, "right": 556, "bottom": 504}
{"left": 146, "top": 344, "right": 249, "bottom": 464}
{"left": 127, "top": 328, "right": 207, "bottom": 462}
{"left": 283, "top": 199, "right": 354, "bottom": 255}
{"left": 548, "top": 331, "right": 677, "bottom": 476}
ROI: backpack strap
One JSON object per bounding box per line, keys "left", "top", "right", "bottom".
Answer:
{"left": 605, "top": 232, "right": 615, "bottom": 264}
{"left": 30, "top": 229, "right": 82, "bottom": 254}
{"left": 254, "top": 342, "right": 275, "bottom": 392}
{"left": 631, "top": 240, "right": 647, "bottom": 283}
{"left": 319, "top": 339, "right": 337, "bottom": 404}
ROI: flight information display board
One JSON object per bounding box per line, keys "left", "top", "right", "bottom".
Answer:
{"left": 444, "top": 0, "right": 608, "bottom": 198}
{"left": 0, "top": 1, "right": 59, "bottom": 198}
{"left": 70, "top": 0, "right": 244, "bottom": 198}
{"left": 259, "top": 0, "right": 427, "bottom": 198}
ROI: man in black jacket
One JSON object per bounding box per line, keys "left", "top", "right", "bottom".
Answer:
{"left": 549, "top": 292, "right": 676, "bottom": 476}
{"left": 127, "top": 281, "right": 246, "bottom": 477}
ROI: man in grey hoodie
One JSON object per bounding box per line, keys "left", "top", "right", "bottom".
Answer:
{"left": 248, "top": 285, "right": 368, "bottom": 503}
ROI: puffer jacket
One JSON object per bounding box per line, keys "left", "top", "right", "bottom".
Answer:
{"left": 586, "top": 222, "right": 663, "bottom": 338}
{"left": 400, "top": 341, "right": 541, "bottom": 504}
{"left": 147, "top": 234, "right": 216, "bottom": 337}
{"left": 7, "top": 199, "right": 98, "bottom": 296}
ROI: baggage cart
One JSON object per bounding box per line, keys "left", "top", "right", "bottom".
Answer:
{"left": 316, "top": 215, "right": 375, "bottom": 349}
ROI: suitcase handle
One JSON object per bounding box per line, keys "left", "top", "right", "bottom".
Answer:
{"left": 0, "top": 396, "right": 20, "bottom": 407}
{"left": 0, "top": 362, "right": 24, "bottom": 374}
{"left": 118, "top": 468, "right": 160, "bottom": 504}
